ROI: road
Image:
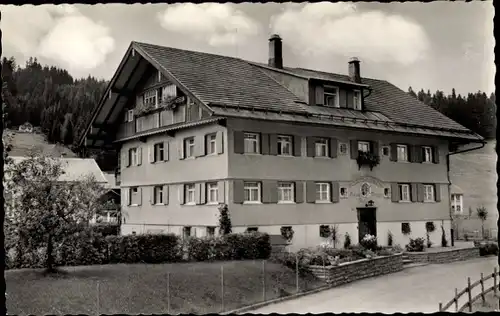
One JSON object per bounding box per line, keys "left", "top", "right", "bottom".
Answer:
{"left": 250, "top": 257, "right": 498, "bottom": 314}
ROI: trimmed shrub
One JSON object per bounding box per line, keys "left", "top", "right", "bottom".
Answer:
{"left": 343, "top": 232, "right": 351, "bottom": 249}
{"left": 91, "top": 224, "right": 119, "bottom": 237}
{"left": 387, "top": 231, "right": 393, "bottom": 247}
{"left": 405, "top": 238, "right": 425, "bottom": 252}
{"left": 479, "top": 242, "right": 499, "bottom": 256}
{"left": 360, "top": 234, "right": 378, "bottom": 251}
{"left": 185, "top": 237, "right": 212, "bottom": 261}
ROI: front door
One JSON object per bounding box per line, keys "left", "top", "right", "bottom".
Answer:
{"left": 358, "top": 207, "right": 377, "bottom": 242}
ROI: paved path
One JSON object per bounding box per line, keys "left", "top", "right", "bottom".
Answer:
{"left": 251, "top": 257, "right": 498, "bottom": 314}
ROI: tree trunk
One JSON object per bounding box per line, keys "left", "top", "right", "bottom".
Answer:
{"left": 46, "top": 234, "right": 55, "bottom": 272}
{"left": 481, "top": 222, "right": 485, "bottom": 240}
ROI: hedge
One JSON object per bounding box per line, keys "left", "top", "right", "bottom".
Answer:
{"left": 6, "top": 231, "right": 272, "bottom": 270}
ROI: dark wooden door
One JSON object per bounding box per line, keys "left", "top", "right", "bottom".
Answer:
{"left": 358, "top": 207, "right": 377, "bottom": 241}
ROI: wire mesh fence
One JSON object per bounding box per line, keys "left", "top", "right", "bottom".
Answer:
{"left": 6, "top": 255, "right": 329, "bottom": 315}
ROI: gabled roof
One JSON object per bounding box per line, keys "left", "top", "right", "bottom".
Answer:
{"left": 82, "top": 41, "right": 483, "bottom": 146}
{"left": 10, "top": 157, "right": 108, "bottom": 183}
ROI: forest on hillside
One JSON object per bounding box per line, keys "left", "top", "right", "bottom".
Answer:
{"left": 1, "top": 57, "right": 497, "bottom": 169}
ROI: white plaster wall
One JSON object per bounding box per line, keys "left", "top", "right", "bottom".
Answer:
{"left": 121, "top": 224, "right": 215, "bottom": 237}
{"left": 377, "top": 220, "right": 452, "bottom": 247}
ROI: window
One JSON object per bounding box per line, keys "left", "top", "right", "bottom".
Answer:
{"left": 154, "top": 143, "right": 164, "bottom": 162}
{"left": 339, "top": 143, "right": 348, "bottom": 155}
{"left": 206, "top": 226, "right": 216, "bottom": 237}
{"left": 183, "top": 226, "right": 192, "bottom": 239}
{"left": 162, "top": 84, "right": 177, "bottom": 99}
{"left": 278, "top": 182, "right": 295, "bottom": 203}
{"left": 244, "top": 182, "right": 261, "bottom": 203}
{"left": 358, "top": 141, "right": 370, "bottom": 153}
{"left": 135, "top": 119, "right": 142, "bottom": 133}
{"left": 244, "top": 133, "right": 260, "bottom": 154}
{"left": 130, "top": 187, "right": 139, "bottom": 205}
{"left": 184, "top": 183, "right": 196, "bottom": 205}
{"left": 184, "top": 137, "right": 195, "bottom": 158}
{"left": 422, "top": 146, "right": 433, "bottom": 163}
{"left": 360, "top": 183, "right": 371, "bottom": 197}
{"left": 129, "top": 148, "right": 138, "bottom": 166}
{"left": 397, "top": 144, "right": 408, "bottom": 161}
{"left": 316, "top": 182, "right": 330, "bottom": 202}
{"left": 340, "top": 187, "right": 348, "bottom": 198}
{"left": 143, "top": 89, "right": 158, "bottom": 108}
{"left": 353, "top": 90, "right": 362, "bottom": 110}
{"left": 399, "top": 184, "right": 410, "bottom": 202}
{"left": 127, "top": 110, "right": 134, "bottom": 122}
{"left": 206, "top": 134, "right": 217, "bottom": 155}
{"left": 423, "top": 184, "right": 435, "bottom": 202}
{"left": 315, "top": 138, "right": 329, "bottom": 157}
{"left": 324, "top": 86, "right": 339, "bottom": 107}
{"left": 246, "top": 227, "right": 259, "bottom": 232}
{"left": 451, "top": 194, "right": 463, "bottom": 214}
{"left": 383, "top": 188, "right": 390, "bottom": 198}
{"left": 382, "top": 146, "right": 390, "bottom": 156}
{"left": 153, "top": 186, "right": 163, "bottom": 204}
{"left": 277, "top": 135, "right": 292, "bottom": 156}
{"left": 206, "top": 182, "right": 219, "bottom": 204}
{"left": 319, "top": 225, "right": 330, "bottom": 238}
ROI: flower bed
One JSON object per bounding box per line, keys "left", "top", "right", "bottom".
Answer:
{"left": 404, "top": 246, "right": 480, "bottom": 264}
{"left": 308, "top": 253, "right": 403, "bottom": 286}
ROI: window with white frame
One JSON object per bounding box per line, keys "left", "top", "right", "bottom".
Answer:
{"left": 277, "top": 135, "right": 292, "bottom": 156}
{"left": 399, "top": 184, "right": 411, "bottom": 202}
{"left": 184, "top": 137, "right": 195, "bottom": 158}
{"left": 278, "top": 182, "right": 294, "bottom": 203}
{"left": 154, "top": 142, "right": 164, "bottom": 162}
{"left": 315, "top": 138, "right": 329, "bottom": 157}
{"left": 184, "top": 183, "right": 196, "bottom": 205}
{"left": 340, "top": 187, "right": 348, "bottom": 198}
{"left": 339, "top": 143, "right": 348, "bottom": 155}
{"left": 127, "top": 110, "right": 134, "bottom": 122}
{"left": 153, "top": 186, "right": 164, "bottom": 204}
{"left": 244, "top": 133, "right": 260, "bottom": 154}
{"left": 422, "top": 146, "right": 433, "bottom": 163}
{"left": 423, "top": 184, "right": 435, "bottom": 202}
{"left": 451, "top": 194, "right": 463, "bottom": 214}
{"left": 358, "top": 141, "right": 370, "bottom": 153}
{"left": 324, "top": 86, "right": 339, "bottom": 107}
{"left": 129, "top": 148, "right": 138, "bottom": 166}
{"left": 353, "top": 90, "right": 362, "bottom": 110}
{"left": 206, "top": 182, "right": 218, "bottom": 204}
{"left": 143, "top": 89, "right": 158, "bottom": 108}
{"left": 206, "top": 133, "right": 217, "bottom": 155}
{"left": 244, "top": 182, "right": 261, "bottom": 203}
{"left": 397, "top": 144, "right": 408, "bottom": 161}
{"left": 316, "top": 182, "right": 330, "bottom": 202}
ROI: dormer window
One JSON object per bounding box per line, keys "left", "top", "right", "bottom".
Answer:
{"left": 353, "top": 90, "right": 362, "bottom": 110}
{"left": 324, "top": 86, "right": 339, "bottom": 108}
{"left": 144, "top": 89, "right": 158, "bottom": 108}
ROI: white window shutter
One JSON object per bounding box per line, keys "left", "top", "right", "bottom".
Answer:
{"left": 124, "top": 188, "right": 130, "bottom": 206}
{"left": 164, "top": 141, "right": 170, "bottom": 161}
{"left": 137, "top": 147, "right": 143, "bottom": 165}
{"left": 163, "top": 185, "right": 169, "bottom": 205}
{"left": 216, "top": 131, "right": 224, "bottom": 154}
{"left": 138, "top": 188, "right": 143, "bottom": 206}
{"left": 149, "top": 145, "right": 154, "bottom": 163}
{"left": 121, "top": 150, "right": 127, "bottom": 170}
{"left": 150, "top": 186, "right": 155, "bottom": 204}
{"left": 179, "top": 140, "right": 185, "bottom": 160}
{"left": 217, "top": 181, "right": 225, "bottom": 203}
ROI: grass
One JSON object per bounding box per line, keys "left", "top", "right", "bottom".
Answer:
{"left": 471, "top": 291, "right": 500, "bottom": 312}
{"left": 6, "top": 260, "right": 324, "bottom": 314}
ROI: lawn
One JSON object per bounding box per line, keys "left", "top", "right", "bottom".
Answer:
{"left": 471, "top": 291, "right": 500, "bottom": 312}
{"left": 6, "top": 260, "right": 324, "bottom": 314}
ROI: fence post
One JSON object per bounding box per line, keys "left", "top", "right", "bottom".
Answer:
{"left": 467, "top": 277, "right": 472, "bottom": 312}
{"left": 262, "top": 260, "right": 266, "bottom": 302}
{"left": 296, "top": 253, "right": 299, "bottom": 294}
{"left": 322, "top": 255, "right": 326, "bottom": 284}
{"left": 96, "top": 280, "right": 100, "bottom": 316}
{"left": 494, "top": 268, "right": 498, "bottom": 296}
{"left": 454, "top": 288, "right": 458, "bottom": 312}
{"left": 439, "top": 302, "right": 442, "bottom": 312}
{"left": 480, "top": 272, "right": 485, "bottom": 303}
{"left": 167, "top": 272, "right": 171, "bottom": 314}
{"left": 221, "top": 264, "right": 225, "bottom": 312}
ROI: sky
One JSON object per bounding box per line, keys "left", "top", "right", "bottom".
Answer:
{"left": 0, "top": 2, "right": 495, "bottom": 96}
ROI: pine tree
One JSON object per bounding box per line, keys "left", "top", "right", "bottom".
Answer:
{"left": 218, "top": 204, "right": 232, "bottom": 235}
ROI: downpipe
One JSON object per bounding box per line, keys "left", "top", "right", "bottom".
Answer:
{"left": 446, "top": 140, "right": 487, "bottom": 247}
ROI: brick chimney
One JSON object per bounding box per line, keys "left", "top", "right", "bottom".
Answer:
{"left": 268, "top": 34, "right": 283, "bottom": 69}
{"left": 348, "top": 57, "right": 361, "bottom": 83}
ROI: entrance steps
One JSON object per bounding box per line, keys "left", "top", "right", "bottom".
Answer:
{"left": 402, "top": 254, "right": 428, "bottom": 269}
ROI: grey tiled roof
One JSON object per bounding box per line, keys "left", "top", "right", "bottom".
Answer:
{"left": 132, "top": 42, "right": 477, "bottom": 138}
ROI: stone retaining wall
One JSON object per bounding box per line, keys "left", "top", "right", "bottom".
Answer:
{"left": 308, "top": 253, "right": 403, "bottom": 286}
{"left": 404, "top": 247, "right": 480, "bottom": 264}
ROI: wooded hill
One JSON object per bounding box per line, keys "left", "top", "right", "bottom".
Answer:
{"left": 1, "top": 57, "right": 496, "bottom": 170}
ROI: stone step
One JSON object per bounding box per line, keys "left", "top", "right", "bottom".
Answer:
{"left": 403, "top": 262, "right": 429, "bottom": 269}
{"left": 403, "top": 259, "right": 414, "bottom": 264}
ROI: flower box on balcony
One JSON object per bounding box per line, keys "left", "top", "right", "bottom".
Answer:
{"left": 356, "top": 151, "right": 380, "bottom": 171}
{"left": 134, "top": 95, "right": 186, "bottom": 117}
